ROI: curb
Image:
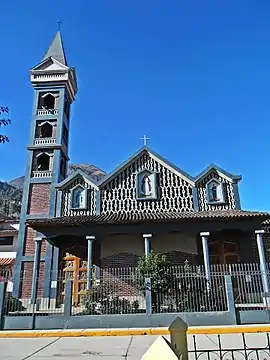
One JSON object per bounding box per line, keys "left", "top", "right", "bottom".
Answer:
{"left": 0, "top": 328, "right": 169, "bottom": 338}
{"left": 0, "top": 325, "right": 269, "bottom": 338}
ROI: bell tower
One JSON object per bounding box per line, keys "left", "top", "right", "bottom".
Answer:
{"left": 13, "top": 32, "right": 77, "bottom": 305}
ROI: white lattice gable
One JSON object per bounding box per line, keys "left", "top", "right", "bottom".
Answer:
{"left": 31, "top": 57, "right": 69, "bottom": 71}
{"left": 195, "top": 164, "right": 241, "bottom": 184}
{"left": 56, "top": 169, "right": 98, "bottom": 191}
{"left": 99, "top": 148, "right": 195, "bottom": 215}
{"left": 149, "top": 152, "right": 194, "bottom": 185}
{"left": 99, "top": 148, "right": 194, "bottom": 188}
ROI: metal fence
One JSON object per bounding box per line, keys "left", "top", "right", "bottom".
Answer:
{"left": 189, "top": 333, "right": 270, "bottom": 360}
{"left": 1, "top": 262, "right": 269, "bottom": 316}
{"left": 211, "top": 264, "right": 266, "bottom": 310}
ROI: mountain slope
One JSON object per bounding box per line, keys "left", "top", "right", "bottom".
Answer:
{"left": 1, "top": 164, "right": 106, "bottom": 218}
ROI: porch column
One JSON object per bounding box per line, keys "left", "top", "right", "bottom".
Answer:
{"left": 31, "top": 234, "right": 43, "bottom": 304}
{"left": 255, "top": 230, "right": 270, "bottom": 294}
{"left": 86, "top": 235, "right": 95, "bottom": 289}
{"left": 143, "top": 233, "right": 152, "bottom": 258}
{"left": 200, "top": 232, "right": 211, "bottom": 289}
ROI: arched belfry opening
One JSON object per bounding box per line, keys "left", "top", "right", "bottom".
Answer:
{"left": 43, "top": 94, "right": 55, "bottom": 109}
{"left": 38, "top": 92, "right": 59, "bottom": 110}
{"left": 37, "top": 152, "right": 50, "bottom": 171}
{"left": 40, "top": 122, "right": 53, "bottom": 138}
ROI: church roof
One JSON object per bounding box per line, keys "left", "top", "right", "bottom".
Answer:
{"left": 43, "top": 31, "right": 67, "bottom": 66}
{"left": 27, "top": 210, "right": 270, "bottom": 228}
{"left": 98, "top": 146, "right": 194, "bottom": 187}
{"left": 56, "top": 169, "right": 98, "bottom": 190}
{"left": 194, "top": 164, "right": 242, "bottom": 183}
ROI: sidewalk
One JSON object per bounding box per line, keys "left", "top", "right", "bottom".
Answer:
{"left": 1, "top": 327, "right": 270, "bottom": 360}
{"left": 0, "top": 335, "right": 158, "bottom": 359}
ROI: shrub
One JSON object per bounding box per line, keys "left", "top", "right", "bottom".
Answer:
{"left": 4, "top": 294, "right": 25, "bottom": 314}
{"left": 81, "top": 282, "right": 139, "bottom": 315}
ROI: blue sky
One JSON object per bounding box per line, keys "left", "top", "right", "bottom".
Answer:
{"left": 1, "top": 0, "right": 270, "bottom": 211}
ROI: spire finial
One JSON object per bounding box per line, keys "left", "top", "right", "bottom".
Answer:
{"left": 57, "top": 20, "right": 63, "bottom": 31}
{"left": 140, "top": 135, "right": 150, "bottom": 146}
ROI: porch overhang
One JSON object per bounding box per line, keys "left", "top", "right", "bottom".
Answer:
{"left": 26, "top": 210, "right": 270, "bottom": 246}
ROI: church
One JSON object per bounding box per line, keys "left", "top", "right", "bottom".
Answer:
{"left": 13, "top": 31, "right": 270, "bottom": 309}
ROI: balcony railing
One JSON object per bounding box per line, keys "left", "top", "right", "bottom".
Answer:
{"left": 32, "top": 170, "right": 52, "bottom": 178}
{"left": 34, "top": 138, "right": 56, "bottom": 146}
{"left": 36, "top": 109, "right": 59, "bottom": 116}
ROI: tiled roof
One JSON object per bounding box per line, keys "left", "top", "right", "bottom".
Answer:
{"left": 27, "top": 210, "right": 270, "bottom": 227}
{"left": 0, "top": 213, "right": 15, "bottom": 223}
{"left": 0, "top": 258, "right": 14, "bottom": 266}
{"left": 0, "top": 229, "right": 18, "bottom": 236}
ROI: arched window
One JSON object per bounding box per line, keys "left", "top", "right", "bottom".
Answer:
{"left": 206, "top": 179, "right": 225, "bottom": 204}
{"left": 37, "top": 153, "right": 50, "bottom": 171}
{"left": 43, "top": 94, "right": 55, "bottom": 109}
{"left": 40, "top": 122, "right": 53, "bottom": 138}
{"left": 71, "top": 185, "right": 87, "bottom": 209}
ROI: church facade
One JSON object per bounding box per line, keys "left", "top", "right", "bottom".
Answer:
{"left": 13, "top": 32, "right": 270, "bottom": 308}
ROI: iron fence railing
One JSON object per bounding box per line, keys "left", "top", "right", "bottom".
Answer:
{"left": 189, "top": 332, "right": 270, "bottom": 360}
{"left": 1, "top": 262, "right": 270, "bottom": 316}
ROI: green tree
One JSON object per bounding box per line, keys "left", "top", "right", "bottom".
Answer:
{"left": 0, "top": 106, "right": 11, "bottom": 143}
{"left": 136, "top": 251, "right": 173, "bottom": 293}
{"left": 136, "top": 251, "right": 174, "bottom": 312}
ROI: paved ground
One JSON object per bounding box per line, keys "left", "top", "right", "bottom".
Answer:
{"left": 0, "top": 336, "right": 160, "bottom": 360}
{"left": 1, "top": 333, "right": 270, "bottom": 359}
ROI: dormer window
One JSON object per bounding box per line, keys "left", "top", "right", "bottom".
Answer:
{"left": 206, "top": 179, "right": 225, "bottom": 204}
{"left": 71, "top": 185, "right": 87, "bottom": 209}
{"left": 36, "top": 152, "right": 50, "bottom": 171}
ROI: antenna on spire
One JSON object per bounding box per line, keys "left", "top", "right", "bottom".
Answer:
{"left": 57, "top": 20, "right": 63, "bottom": 31}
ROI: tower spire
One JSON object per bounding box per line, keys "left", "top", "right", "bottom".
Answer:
{"left": 43, "top": 31, "right": 67, "bottom": 66}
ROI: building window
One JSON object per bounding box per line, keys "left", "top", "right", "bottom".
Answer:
{"left": 38, "top": 92, "right": 59, "bottom": 110}
{"left": 71, "top": 185, "right": 87, "bottom": 209}
{"left": 206, "top": 179, "right": 225, "bottom": 204}
{"left": 42, "top": 94, "right": 55, "bottom": 109}
{"left": 0, "top": 237, "right": 13, "bottom": 246}
{"left": 40, "top": 122, "right": 53, "bottom": 138}
{"left": 37, "top": 152, "right": 50, "bottom": 171}
{"left": 136, "top": 169, "right": 157, "bottom": 200}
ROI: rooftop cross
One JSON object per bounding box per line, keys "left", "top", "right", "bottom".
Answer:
{"left": 140, "top": 135, "right": 150, "bottom": 146}
{"left": 57, "top": 20, "right": 63, "bottom": 31}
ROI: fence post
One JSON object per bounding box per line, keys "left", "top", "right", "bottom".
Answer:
{"left": 169, "top": 317, "right": 188, "bottom": 360}
{"left": 224, "top": 275, "right": 237, "bottom": 324}
{"left": 64, "top": 280, "right": 73, "bottom": 317}
{"left": 145, "top": 277, "right": 152, "bottom": 315}
{"left": 0, "top": 282, "right": 7, "bottom": 330}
